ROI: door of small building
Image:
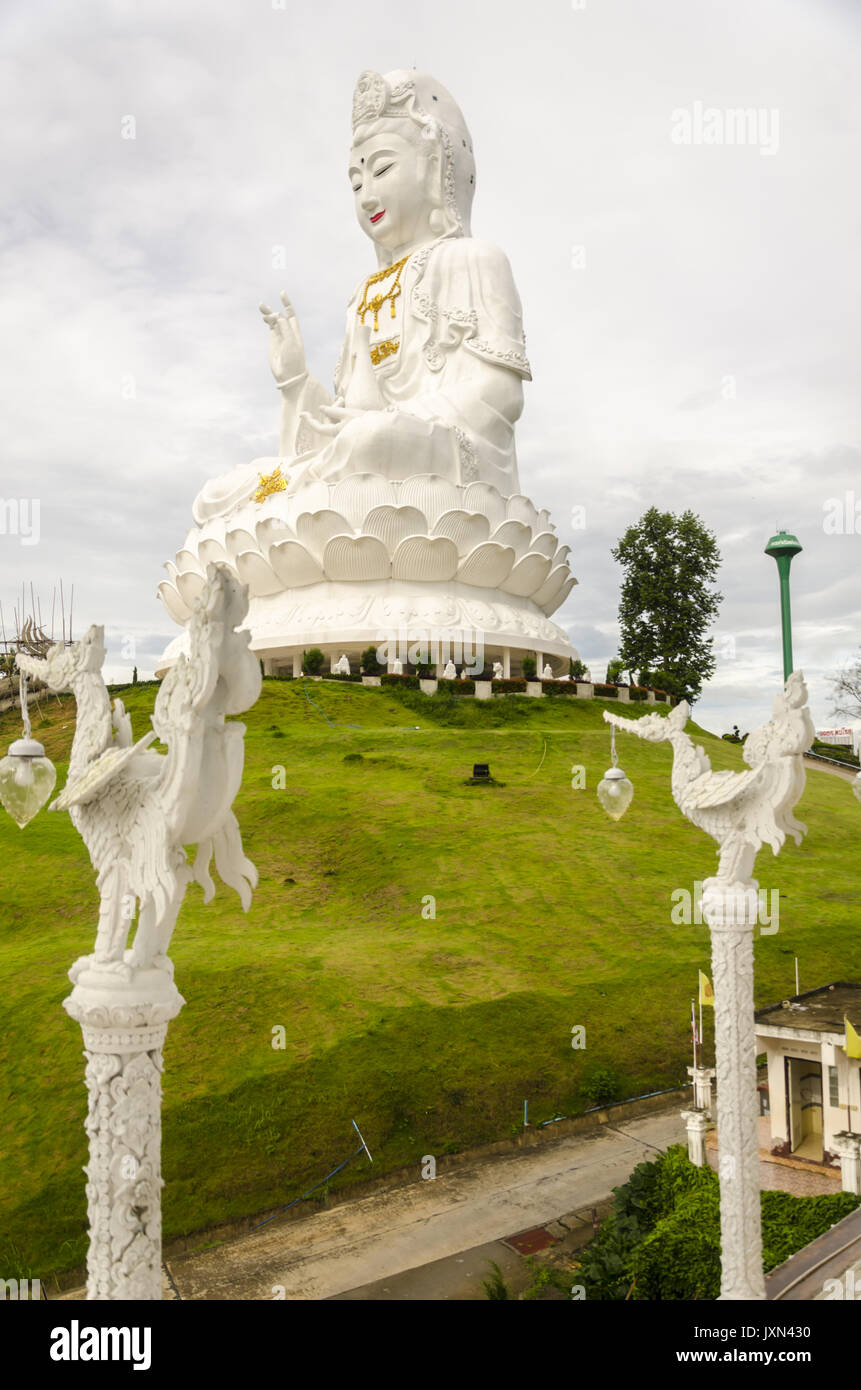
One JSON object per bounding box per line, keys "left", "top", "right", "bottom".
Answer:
{"left": 785, "top": 1056, "right": 822, "bottom": 1158}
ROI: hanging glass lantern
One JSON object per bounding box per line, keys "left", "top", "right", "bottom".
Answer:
{"left": 597, "top": 723, "right": 634, "bottom": 821}
{"left": 0, "top": 669, "right": 56, "bottom": 827}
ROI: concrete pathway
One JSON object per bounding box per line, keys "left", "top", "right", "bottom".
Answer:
{"left": 161, "top": 1108, "right": 682, "bottom": 1300}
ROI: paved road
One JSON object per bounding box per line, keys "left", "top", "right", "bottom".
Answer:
{"left": 163, "top": 1108, "right": 683, "bottom": 1300}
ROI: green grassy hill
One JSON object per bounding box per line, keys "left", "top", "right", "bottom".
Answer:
{"left": 0, "top": 679, "right": 857, "bottom": 1281}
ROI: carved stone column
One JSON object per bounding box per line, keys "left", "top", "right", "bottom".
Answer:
{"left": 687, "top": 1064, "right": 717, "bottom": 1114}
{"left": 681, "top": 1109, "right": 710, "bottom": 1167}
{"left": 703, "top": 878, "right": 764, "bottom": 1301}
{"left": 64, "top": 962, "right": 185, "bottom": 1300}
{"left": 830, "top": 1131, "right": 861, "bottom": 1195}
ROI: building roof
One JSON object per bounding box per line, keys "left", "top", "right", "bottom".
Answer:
{"left": 755, "top": 982, "right": 861, "bottom": 1035}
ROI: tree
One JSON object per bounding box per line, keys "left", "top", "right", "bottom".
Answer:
{"left": 828, "top": 648, "right": 861, "bottom": 720}
{"left": 605, "top": 657, "right": 626, "bottom": 685}
{"left": 611, "top": 508, "right": 722, "bottom": 705}
{"left": 303, "top": 648, "right": 325, "bottom": 675}
{"left": 360, "top": 645, "right": 382, "bottom": 676}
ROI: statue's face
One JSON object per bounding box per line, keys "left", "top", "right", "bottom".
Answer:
{"left": 349, "top": 126, "right": 438, "bottom": 252}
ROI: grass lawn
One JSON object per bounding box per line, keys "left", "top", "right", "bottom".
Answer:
{"left": 0, "top": 678, "right": 857, "bottom": 1282}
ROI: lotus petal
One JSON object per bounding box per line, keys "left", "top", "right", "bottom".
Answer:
{"left": 332, "top": 473, "right": 396, "bottom": 529}
{"left": 432, "top": 509, "right": 490, "bottom": 554}
{"left": 236, "top": 550, "right": 283, "bottom": 597}
{"left": 536, "top": 509, "right": 552, "bottom": 531}
{"left": 506, "top": 495, "right": 540, "bottom": 531}
{"left": 530, "top": 531, "right": 559, "bottom": 560}
{"left": 501, "top": 552, "right": 553, "bottom": 597}
{"left": 489, "top": 519, "right": 532, "bottom": 559}
{"left": 226, "top": 527, "right": 257, "bottom": 558}
{"left": 297, "top": 509, "right": 353, "bottom": 559}
{"left": 532, "top": 564, "right": 572, "bottom": 611}
{"left": 391, "top": 535, "right": 459, "bottom": 582}
{"left": 176, "top": 570, "right": 207, "bottom": 607}
{"left": 463, "top": 482, "right": 506, "bottom": 531}
{"left": 198, "top": 538, "right": 231, "bottom": 566}
{"left": 398, "top": 475, "right": 460, "bottom": 528}
{"left": 552, "top": 575, "right": 578, "bottom": 609}
{"left": 324, "top": 534, "right": 391, "bottom": 581}
{"left": 158, "top": 581, "right": 192, "bottom": 624}
{"left": 364, "top": 505, "right": 427, "bottom": 554}
{"left": 282, "top": 479, "right": 330, "bottom": 529}
{"left": 554, "top": 544, "right": 572, "bottom": 568}
{"left": 164, "top": 560, "right": 180, "bottom": 586}
{"left": 176, "top": 548, "right": 204, "bottom": 576}
{"left": 255, "top": 516, "right": 294, "bottom": 556}
{"left": 269, "top": 539, "right": 325, "bottom": 588}
{"left": 456, "top": 542, "right": 515, "bottom": 588}
{"left": 180, "top": 528, "right": 202, "bottom": 558}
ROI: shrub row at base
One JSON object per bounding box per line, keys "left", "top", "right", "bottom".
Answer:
{"left": 578, "top": 1144, "right": 861, "bottom": 1301}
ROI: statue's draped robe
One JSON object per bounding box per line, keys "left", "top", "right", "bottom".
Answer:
{"left": 193, "top": 233, "right": 531, "bottom": 524}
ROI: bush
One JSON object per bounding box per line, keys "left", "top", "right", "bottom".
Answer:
{"left": 760, "top": 1189, "right": 861, "bottom": 1270}
{"left": 569, "top": 658, "right": 588, "bottom": 681}
{"left": 492, "top": 678, "right": 526, "bottom": 694}
{"left": 593, "top": 683, "right": 618, "bottom": 698}
{"left": 325, "top": 672, "right": 362, "bottom": 683}
{"left": 360, "top": 646, "right": 383, "bottom": 676}
{"left": 381, "top": 673, "right": 420, "bottom": 690}
{"left": 632, "top": 1185, "right": 722, "bottom": 1300}
{"left": 653, "top": 689, "right": 668, "bottom": 702}
{"left": 579, "top": 1144, "right": 861, "bottom": 1301}
{"left": 521, "top": 656, "right": 537, "bottom": 680}
{"left": 437, "top": 678, "right": 475, "bottom": 695}
{"left": 303, "top": 648, "right": 325, "bottom": 676}
{"left": 582, "top": 1067, "right": 623, "bottom": 1106}
{"left": 541, "top": 679, "right": 577, "bottom": 696}
{"left": 628, "top": 685, "right": 649, "bottom": 702}
{"left": 811, "top": 739, "right": 860, "bottom": 768}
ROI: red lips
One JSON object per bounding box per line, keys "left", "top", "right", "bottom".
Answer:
{"left": 370, "top": 211, "right": 385, "bottom": 224}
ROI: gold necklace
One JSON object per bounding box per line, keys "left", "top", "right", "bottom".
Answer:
{"left": 357, "top": 253, "right": 410, "bottom": 331}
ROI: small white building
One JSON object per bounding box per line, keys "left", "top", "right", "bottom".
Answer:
{"left": 755, "top": 983, "right": 861, "bottom": 1165}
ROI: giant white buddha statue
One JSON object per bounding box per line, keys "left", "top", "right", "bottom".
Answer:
{"left": 157, "top": 69, "right": 578, "bottom": 678}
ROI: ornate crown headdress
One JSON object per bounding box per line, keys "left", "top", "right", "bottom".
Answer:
{"left": 351, "top": 68, "right": 475, "bottom": 237}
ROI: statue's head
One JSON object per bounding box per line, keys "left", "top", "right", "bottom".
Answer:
{"left": 350, "top": 69, "right": 475, "bottom": 259}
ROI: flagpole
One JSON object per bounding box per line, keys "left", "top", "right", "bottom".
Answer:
{"left": 692, "top": 998, "right": 698, "bottom": 1072}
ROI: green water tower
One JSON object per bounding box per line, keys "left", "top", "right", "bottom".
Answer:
{"left": 765, "top": 530, "right": 802, "bottom": 682}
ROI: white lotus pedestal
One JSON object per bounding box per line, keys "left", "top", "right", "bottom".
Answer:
{"left": 703, "top": 878, "right": 765, "bottom": 1302}
{"left": 64, "top": 961, "right": 185, "bottom": 1300}
{"left": 830, "top": 1132, "right": 861, "bottom": 1196}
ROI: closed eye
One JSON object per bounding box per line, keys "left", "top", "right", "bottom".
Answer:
{"left": 373, "top": 163, "right": 394, "bottom": 178}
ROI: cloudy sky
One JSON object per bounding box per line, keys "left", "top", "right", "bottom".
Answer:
{"left": 1, "top": 0, "right": 858, "bottom": 736}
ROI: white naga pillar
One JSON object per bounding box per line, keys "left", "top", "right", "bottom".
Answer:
{"left": 831, "top": 1131, "right": 861, "bottom": 1195}
{"left": 605, "top": 671, "right": 815, "bottom": 1302}
{"left": 65, "top": 967, "right": 185, "bottom": 1299}
{"left": 18, "top": 565, "right": 260, "bottom": 1300}
{"left": 703, "top": 880, "right": 765, "bottom": 1299}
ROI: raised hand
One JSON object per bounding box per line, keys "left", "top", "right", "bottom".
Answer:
{"left": 259, "top": 291, "right": 307, "bottom": 386}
